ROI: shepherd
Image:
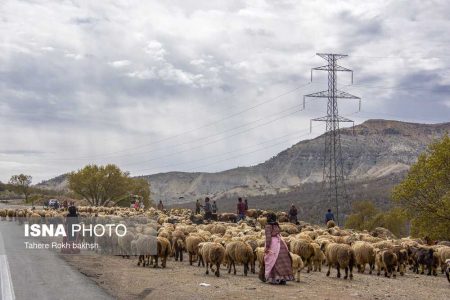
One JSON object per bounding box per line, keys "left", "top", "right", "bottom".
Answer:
{"left": 260, "top": 212, "right": 294, "bottom": 284}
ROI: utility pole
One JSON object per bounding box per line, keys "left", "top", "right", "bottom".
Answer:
{"left": 304, "top": 53, "right": 360, "bottom": 225}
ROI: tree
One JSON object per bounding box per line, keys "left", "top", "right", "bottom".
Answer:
{"left": 392, "top": 135, "right": 450, "bottom": 240}
{"left": 345, "top": 200, "right": 379, "bottom": 231}
{"left": 130, "top": 178, "right": 152, "bottom": 208}
{"left": 9, "top": 174, "right": 32, "bottom": 204}
{"left": 68, "top": 164, "right": 151, "bottom": 207}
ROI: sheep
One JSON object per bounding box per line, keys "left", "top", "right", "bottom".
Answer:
{"left": 311, "top": 242, "right": 326, "bottom": 272}
{"left": 290, "top": 252, "right": 304, "bottom": 282}
{"left": 321, "top": 241, "right": 355, "bottom": 279}
{"left": 375, "top": 249, "right": 397, "bottom": 278}
{"left": 186, "top": 235, "right": 206, "bottom": 266}
{"left": 118, "top": 231, "right": 135, "bottom": 258}
{"left": 135, "top": 235, "right": 157, "bottom": 267}
{"left": 0, "top": 209, "right": 7, "bottom": 221}
{"left": 150, "top": 237, "right": 171, "bottom": 268}
{"left": 290, "top": 238, "right": 315, "bottom": 272}
{"left": 199, "top": 242, "right": 226, "bottom": 277}
{"left": 225, "top": 241, "right": 255, "bottom": 276}
{"left": 410, "top": 247, "right": 435, "bottom": 275}
{"left": 392, "top": 245, "right": 408, "bottom": 275}
{"left": 351, "top": 241, "right": 375, "bottom": 274}
{"left": 327, "top": 220, "right": 336, "bottom": 228}
{"left": 171, "top": 230, "right": 186, "bottom": 262}
{"left": 437, "top": 247, "right": 450, "bottom": 274}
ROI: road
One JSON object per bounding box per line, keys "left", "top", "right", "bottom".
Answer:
{"left": 0, "top": 220, "right": 113, "bottom": 300}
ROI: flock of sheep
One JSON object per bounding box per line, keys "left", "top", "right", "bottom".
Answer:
{"left": 1, "top": 206, "right": 450, "bottom": 284}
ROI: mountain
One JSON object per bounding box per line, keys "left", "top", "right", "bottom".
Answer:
{"left": 38, "top": 119, "right": 450, "bottom": 213}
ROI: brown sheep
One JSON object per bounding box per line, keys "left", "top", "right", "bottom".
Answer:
{"left": 321, "top": 241, "right": 355, "bottom": 279}
{"left": 311, "top": 242, "right": 325, "bottom": 272}
{"left": 351, "top": 241, "right": 375, "bottom": 274}
{"left": 327, "top": 220, "right": 336, "bottom": 228}
{"left": 225, "top": 241, "right": 255, "bottom": 276}
{"left": 290, "top": 252, "right": 304, "bottom": 282}
{"left": 375, "top": 249, "right": 397, "bottom": 278}
{"left": 199, "top": 242, "right": 226, "bottom": 277}
{"left": 171, "top": 230, "right": 186, "bottom": 262}
{"left": 150, "top": 237, "right": 171, "bottom": 268}
{"left": 290, "top": 238, "right": 315, "bottom": 272}
{"left": 186, "top": 235, "right": 206, "bottom": 265}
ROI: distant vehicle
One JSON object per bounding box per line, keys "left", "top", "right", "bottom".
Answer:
{"left": 48, "top": 199, "right": 59, "bottom": 209}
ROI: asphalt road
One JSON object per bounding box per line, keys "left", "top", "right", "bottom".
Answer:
{"left": 0, "top": 220, "right": 113, "bottom": 300}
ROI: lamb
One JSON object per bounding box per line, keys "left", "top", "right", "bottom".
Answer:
{"left": 199, "top": 242, "right": 226, "bottom": 277}
{"left": 225, "top": 241, "right": 255, "bottom": 276}
{"left": 186, "top": 235, "right": 206, "bottom": 265}
{"left": 290, "top": 238, "right": 315, "bottom": 272}
{"left": 290, "top": 252, "right": 304, "bottom": 282}
{"left": 375, "top": 249, "right": 397, "bottom": 278}
{"left": 311, "top": 242, "right": 325, "bottom": 272}
{"left": 321, "top": 241, "right": 355, "bottom": 279}
{"left": 351, "top": 241, "right": 375, "bottom": 274}
{"left": 392, "top": 245, "right": 408, "bottom": 275}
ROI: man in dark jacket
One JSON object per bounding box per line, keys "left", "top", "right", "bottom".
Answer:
{"left": 203, "top": 197, "right": 212, "bottom": 221}
{"left": 288, "top": 204, "right": 298, "bottom": 224}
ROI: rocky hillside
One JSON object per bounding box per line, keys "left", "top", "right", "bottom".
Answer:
{"left": 38, "top": 119, "right": 450, "bottom": 206}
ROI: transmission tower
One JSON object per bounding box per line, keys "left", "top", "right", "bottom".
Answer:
{"left": 304, "top": 53, "right": 361, "bottom": 225}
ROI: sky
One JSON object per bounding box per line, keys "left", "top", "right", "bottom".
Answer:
{"left": 0, "top": 0, "right": 449, "bottom": 183}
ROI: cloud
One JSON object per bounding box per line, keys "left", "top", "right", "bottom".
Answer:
{"left": 0, "top": 0, "right": 449, "bottom": 182}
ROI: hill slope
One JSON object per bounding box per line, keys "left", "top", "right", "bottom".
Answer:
{"left": 38, "top": 119, "right": 450, "bottom": 211}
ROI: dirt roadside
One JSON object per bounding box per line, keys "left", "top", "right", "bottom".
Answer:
{"left": 63, "top": 254, "right": 449, "bottom": 300}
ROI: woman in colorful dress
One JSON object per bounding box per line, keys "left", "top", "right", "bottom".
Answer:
{"left": 261, "top": 212, "right": 294, "bottom": 284}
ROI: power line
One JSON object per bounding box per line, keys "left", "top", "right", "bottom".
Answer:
{"left": 43, "top": 82, "right": 312, "bottom": 161}
{"left": 121, "top": 105, "right": 306, "bottom": 168}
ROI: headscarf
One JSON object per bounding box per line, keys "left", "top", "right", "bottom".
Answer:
{"left": 266, "top": 212, "right": 278, "bottom": 226}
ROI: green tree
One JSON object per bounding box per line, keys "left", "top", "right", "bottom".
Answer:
{"left": 68, "top": 164, "right": 151, "bottom": 207}
{"left": 9, "top": 174, "right": 32, "bottom": 203}
{"left": 392, "top": 135, "right": 450, "bottom": 240}
{"left": 130, "top": 178, "right": 152, "bottom": 208}
{"left": 345, "top": 200, "right": 379, "bottom": 231}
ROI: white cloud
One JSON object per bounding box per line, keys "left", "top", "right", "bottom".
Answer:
{"left": 108, "top": 60, "right": 131, "bottom": 68}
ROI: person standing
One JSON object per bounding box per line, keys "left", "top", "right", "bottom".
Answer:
{"left": 133, "top": 200, "right": 140, "bottom": 210}
{"left": 261, "top": 212, "right": 294, "bottom": 284}
{"left": 195, "top": 199, "right": 201, "bottom": 214}
{"left": 237, "top": 197, "right": 246, "bottom": 221}
{"left": 157, "top": 200, "right": 164, "bottom": 210}
{"left": 212, "top": 200, "right": 218, "bottom": 214}
{"left": 203, "top": 197, "right": 212, "bottom": 221}
{"left": 244, "top": 199, "right": 249, "bottom": 212}
{"left": 325, "top": 209, "right": 335, "bottom": 224}
{"left": 288, "top": 204, "right": 298, "bottom": 224}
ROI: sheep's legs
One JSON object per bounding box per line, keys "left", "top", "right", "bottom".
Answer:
{"left": 244, "top": 263, "right": 248, "bottom": 276}
{"left": 336, "top": 263, "right": 341, "bottom": 278}
{"left": 189, "top": 253, "right": 193, "bottom": 266}
{"left": 205, "top": 262, "right": 209, "bottom": 275}
{"left": 215, "top": 263, "right": 220, "bottom": 277}
{"left": 326, "top": 264, "right": 331, "bottom": 277}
